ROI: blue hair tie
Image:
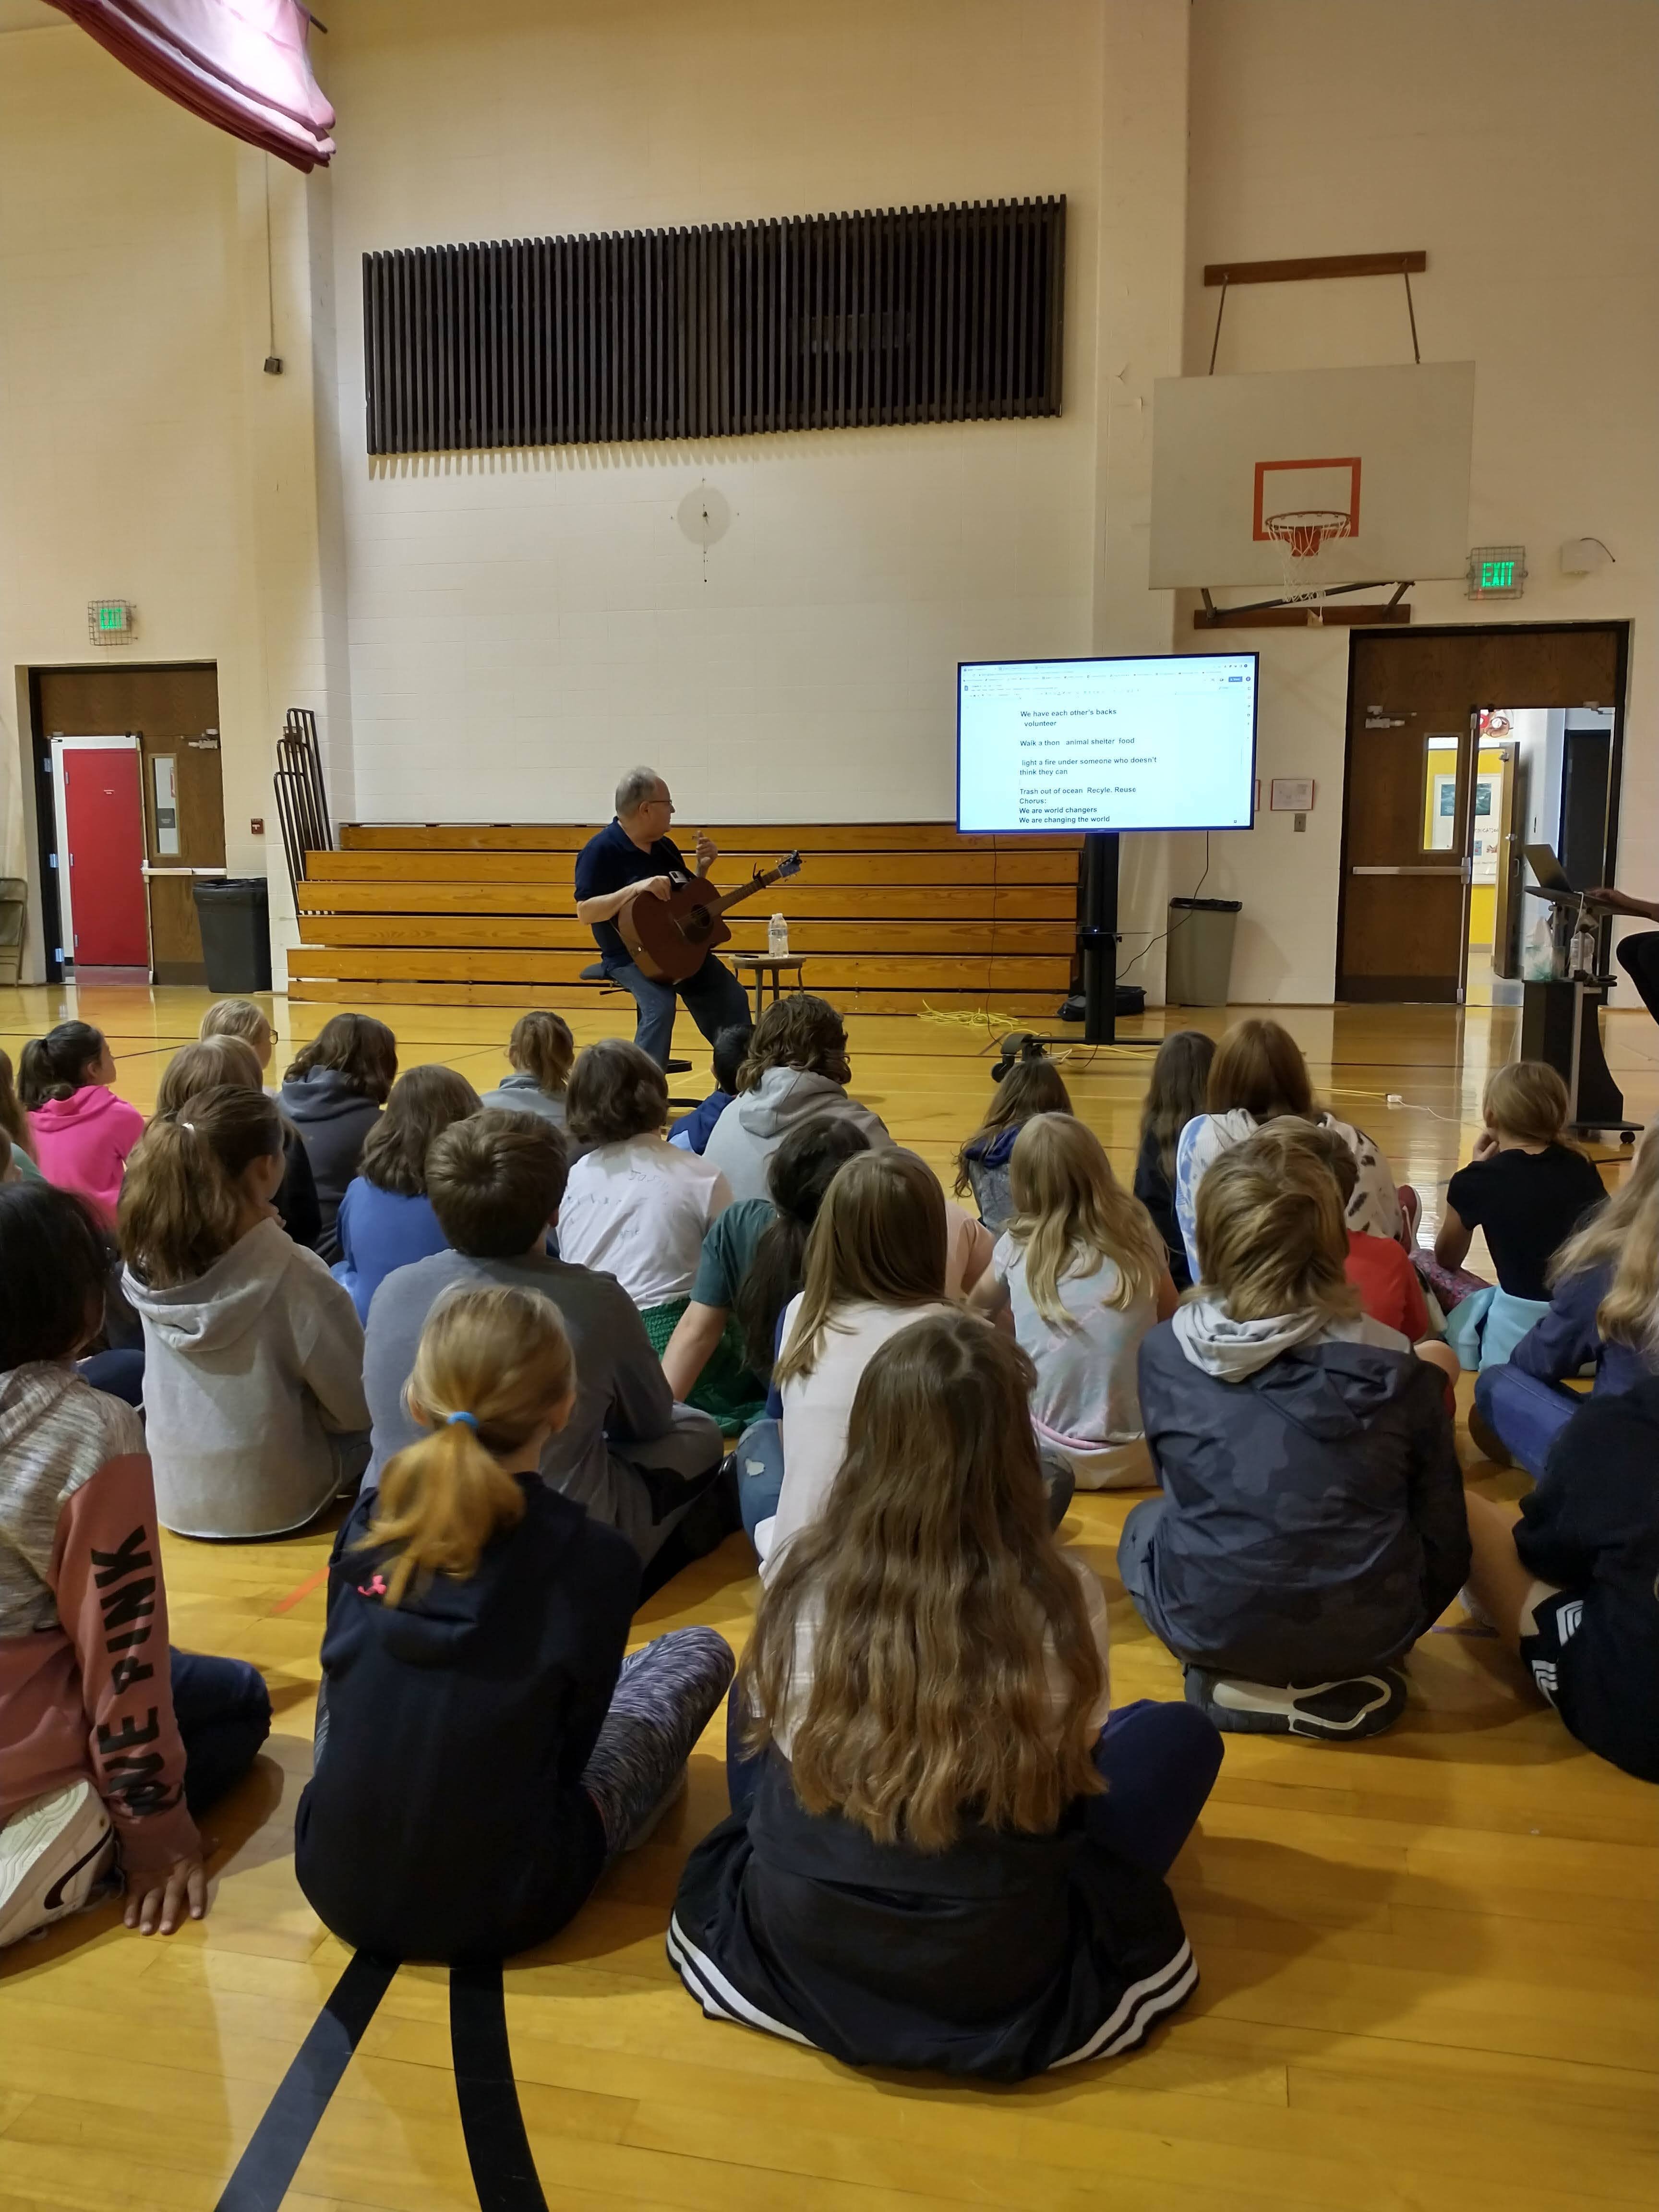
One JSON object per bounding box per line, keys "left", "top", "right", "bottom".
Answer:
{"left": 445, "top": 1411, "right": 479, "bottom": 1432}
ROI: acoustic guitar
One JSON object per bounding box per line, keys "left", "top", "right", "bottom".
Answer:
{"left": 619, "top": 852, "right": 803, "bottom": 984}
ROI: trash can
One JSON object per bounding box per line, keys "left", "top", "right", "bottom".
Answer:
{"left": 0, "top": 878, "right": 24, "bottom": 987}
{"left": 1165, "top": 895, "right": 1241, "bottom": 1006}
{"left": 192, "top": 876, "right": 272, "bottom": 993}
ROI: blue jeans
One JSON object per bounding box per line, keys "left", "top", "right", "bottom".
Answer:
{"left": 1474, "top": 1364, "right": 1579, "bottom": 1480}
{"left": 726, "top": 1689, "right": 1221, "bottom": 1874}
{"left": 608, "top": 955, "right": 753, "bottom": 1070}
{"left": 170, "top": 1649, "right": 272, "bottom": 1816}
{"left": 734, "top": 1417, "right": 785, "bottom": 1545}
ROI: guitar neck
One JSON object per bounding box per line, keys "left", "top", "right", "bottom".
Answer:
{"left": 707, "top": 869, "right": 781, "bottom": 921}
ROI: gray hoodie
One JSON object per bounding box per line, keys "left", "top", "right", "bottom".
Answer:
{"left": 123, "top": 1218, "right": 371, "bottom": 1539}
{"left": 701, "top": 1067, "right": 891, "bottom": 1203}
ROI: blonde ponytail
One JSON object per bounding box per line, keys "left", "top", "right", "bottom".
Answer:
{"left": 363, "top": 1286, "right": 576, "bottom": 1605}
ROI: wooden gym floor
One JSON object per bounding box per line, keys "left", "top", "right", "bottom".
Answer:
{"left": 1, "top": 981, "right": 1656, "bottom": 2212}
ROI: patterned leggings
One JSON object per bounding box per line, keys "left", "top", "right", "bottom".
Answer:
{"left": 581, "top": 1626, "right": 735, "bottom": 1857}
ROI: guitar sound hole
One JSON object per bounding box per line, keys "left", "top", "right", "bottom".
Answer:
{"left": 683, "top": 907, "right": 711, "bottom": 941}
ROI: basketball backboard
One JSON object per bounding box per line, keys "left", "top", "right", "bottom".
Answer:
{"left": 1149, "top": 361, "right": 1475, "bottom": 590}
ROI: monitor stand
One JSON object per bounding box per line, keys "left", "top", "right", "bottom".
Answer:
{"left": 1022, "top": 831, "right": 1156, "bottom": 1055}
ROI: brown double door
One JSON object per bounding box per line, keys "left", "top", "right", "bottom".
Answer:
{"left": 1337, "top": 625, "right": 1625, "bottom": 1002}
{"left": 36, "top": 664, "right": 224, "bottom": 984}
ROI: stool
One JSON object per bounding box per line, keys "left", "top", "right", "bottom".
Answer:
{"left": 734, "top": 954, "right": 806, "bottom": 1022}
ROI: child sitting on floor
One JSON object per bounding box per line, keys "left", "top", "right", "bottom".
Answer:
{"left": 480, "top": 1009, "right": 575, "bottom": 1130}
{"left": 557, "top": 1039, "right": 732, "bottom": 1342}
{"left": 954, "top": 1050, "right": 1073, "bottom": 1236}
{"left": 669, "top": 1022, "right": 752, "bottom": 1153}
{"left": 971, "top": 1114, "right": 1175, "bottom": 1490}
{"left": 334, "top": 1065, "right": 481, "bottom": 1321}
{"left": 199, "top": 997, "right": 275, "bottom": 1071}
{"left": 671, "top": 1311, "right": 1222, "bottom": 2079}
{"left": 759, "top": 1148, "right": 962, "bottom": 1564}
{"left": 161, "top": 1036, "right": 321, "bottom": 1250}
{"left": 1462, "top": 1383, "right": 1659, "bottom": 1787}
{"left": 0, "top": 1180, "right": 270, "bottom": 1948}
{"left": 1123, "top": 1135, "right": 1469, "bottom": 1739}
{"left": 1433, "top": 1061, "right": 1606, "bottom": 1369}
{"left": 1473, "top": 1126, "right": 1659, "bottom": 1476}
{"left": 18, "top": 1022, "right": 144, "bottom": 1221}
{"left": 118, "top": 1086, "right": 371, "bottom": 1539}
{"left": 661, "top": 1115, "right": 873, "bottom": 1412}
{"left": 295, "top": 1284, "right": 734, "bottom": 1964}
{"left": 361, "top": 1110, "right": 724, "bottom": 1579}
{"left": 1174, "top": 1017, "right": 1403, "bottom": 1276}
{"left": 1132, "top": 1030, "right": 1215, "bottom": 1292}
{"left": 277, "top": 1013, "right": 398, "bottom": 1263}
{"left": 703, "top": 993, "right": 890, "bottom": 1203}
{"left": 0, "top": 1048, "right": 42, "bottom": 1181}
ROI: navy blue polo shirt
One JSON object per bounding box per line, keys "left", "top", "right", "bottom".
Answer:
{"left": 573, "top": 818, "right": 689, "bottom": 971}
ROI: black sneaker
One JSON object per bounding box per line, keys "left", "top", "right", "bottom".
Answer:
{"left": 1184, "top": 1664, "right": 1407, "bottom": 1739}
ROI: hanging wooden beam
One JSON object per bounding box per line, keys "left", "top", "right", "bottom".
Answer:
{"left": 1202, "top": 251, "right": 1426, "bottom": 288}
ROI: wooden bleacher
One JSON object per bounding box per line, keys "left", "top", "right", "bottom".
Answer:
{"left": 289, "top": 823, "right": 1080, "bottom": 1015}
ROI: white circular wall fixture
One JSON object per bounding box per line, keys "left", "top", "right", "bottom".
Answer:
{"left": 676, "top": 484, "right": 731, "bottom": 547}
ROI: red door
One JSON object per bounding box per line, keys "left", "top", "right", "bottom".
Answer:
{"left": 62, "top": 745, "right": 149, "bottom": 967}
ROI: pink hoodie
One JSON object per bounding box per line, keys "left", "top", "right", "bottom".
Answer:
{"left": 29, "top": 1087, "right": 146, "bottom": 1221}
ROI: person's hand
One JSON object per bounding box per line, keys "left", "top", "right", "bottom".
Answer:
{"left": 1472, "top": 1128, "right": 1500, "bottom": 1161}
{"left": 125, "top": 1854, "right": 209, "bottom": 1936}
{"left": 1587, "top": 886, "right": 1651, "bottom": 919}
{"left": 624, "top": 876, "right": 673, "bottom": 906}
{"left": 694, "top": 831, "right": 718, "bottom": 875}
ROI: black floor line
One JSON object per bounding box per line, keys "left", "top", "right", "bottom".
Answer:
{"left": 213, "top": 1949, "right": 397, "bottom": 2212}
{"left": 450, "top": 1962, "right": 551, "bottom": 2211}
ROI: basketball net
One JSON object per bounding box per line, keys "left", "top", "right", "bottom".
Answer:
{"left": 1263, "top": 510, "right": 1352, "bottom": 625}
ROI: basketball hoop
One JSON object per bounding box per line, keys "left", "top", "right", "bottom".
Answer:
{"left": 1263, "top": 509, "right": 1352, "bottom": 623}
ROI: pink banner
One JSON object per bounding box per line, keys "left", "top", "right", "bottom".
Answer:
{"left": 47, "top": 0, "right": 335, "bottom": 170}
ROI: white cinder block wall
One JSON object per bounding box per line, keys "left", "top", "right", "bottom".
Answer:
{"left": 325, "top": 0, "right": 1109, "bottom": 828}
{"left": 1, "top": 0, "right": 1655, "bottom": 1003}
{"left": 1175, "top": 0, "right": 1659, "bottom": 1004}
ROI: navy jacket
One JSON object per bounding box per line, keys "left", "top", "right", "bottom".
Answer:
{"left": 294, "top": 1478, "right": 639, "bottom": 1962}
{"left": 1508, "top": 1264, "right": 1658, "bottom": 1400}
{"left": 670, "top": 1087, "right": 734, "bottom": 1154}
{"left": 1515, "top": 1378, "right": 1659, "bottom": 1782}
{"left": 1132, "top": 1125, "right": 1190, "bottom": 1293}
{"left": 276, "top": 1068, "right": 382, "bottom": 1264}
{"left": 1136, "top": 1325, "right": 1469, "bottom": 1683}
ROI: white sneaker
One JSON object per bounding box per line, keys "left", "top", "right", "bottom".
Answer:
{"left": 0, "top": 1781, "right": 117, "bottom": 1948}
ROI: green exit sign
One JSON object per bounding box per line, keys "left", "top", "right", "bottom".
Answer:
{"left": 87, "top": 598, "right": 135, "bottom": 643}
{"left": 1467, "top": 545, "right": 1526, "bottom": 600}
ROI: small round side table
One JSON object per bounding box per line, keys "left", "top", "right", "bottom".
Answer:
{"left": 733, "top": 953, "right": 806, "bottom": 1023}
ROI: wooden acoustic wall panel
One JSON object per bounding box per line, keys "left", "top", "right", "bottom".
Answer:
{"left": 363, "top": 199, "right": 1064, "bottom": 455}
{"left": 289, "top": 823, "right": 1080, "bottom": 1015}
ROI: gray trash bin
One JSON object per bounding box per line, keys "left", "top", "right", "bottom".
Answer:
{"left": 0, "top": 877, "right": 24, "bottom": 987}
{"left": 192, "top": 876, "right": 272, "bottom": 993}
{"left": 1165, "top": 895, "right": 1241, "bottom": 1006}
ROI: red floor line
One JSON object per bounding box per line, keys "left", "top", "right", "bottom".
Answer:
{"left": 271, "top": 1563, "right": 331, "bottom": 1615}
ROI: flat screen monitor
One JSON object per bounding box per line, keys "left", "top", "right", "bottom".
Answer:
{"left": 956, "top": 651, "right": 1259, "bottom": 834}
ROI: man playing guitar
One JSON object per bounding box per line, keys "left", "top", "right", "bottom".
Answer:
{"left": 574, "top": 767, "right": 755, "bottom": 1070}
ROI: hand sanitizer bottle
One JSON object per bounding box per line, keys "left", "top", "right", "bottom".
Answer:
{"left": 769, "top": 913, "right": 788, "bottom": 957}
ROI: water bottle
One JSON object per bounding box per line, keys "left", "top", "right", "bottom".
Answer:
{"left": 768, "top": 913, "right": 789, "bottom": 957}
{"left": 1570, "top": 915, "right": 1598, "bottom": 979}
